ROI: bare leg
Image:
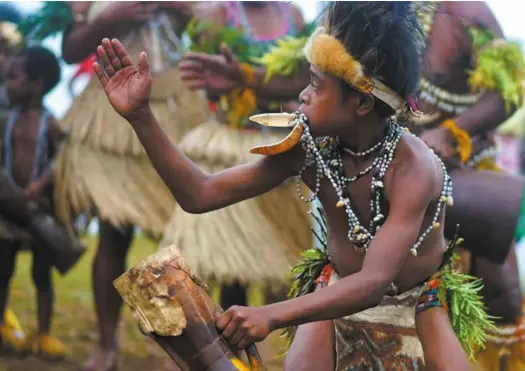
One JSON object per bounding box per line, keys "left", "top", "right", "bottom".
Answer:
{"left": 0, "top": 242, "right": 17, "bottom": 328}
{"left": 416, "top": 307, "right": 470, "bottom": 371}
{"left": 0, "top": 242, "right": 26, "bottom": 353}
{"left": 31, "top": 251, "right": 53, "bottom": 335}
{"left": 284, "top": 320, "right": 335, "bottom": 371}
{"left": 30, "top": 250, "right": 68, "bottom": 359}
{"left": 220, "top": 281, "right": 247, "bottom": 309}
{"left": 82, "top": 222, "right": 134, "bottom": 371}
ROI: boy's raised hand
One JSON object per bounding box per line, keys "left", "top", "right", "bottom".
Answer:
{"left": 93, "top": 38, "right": 152, "bottom": 122}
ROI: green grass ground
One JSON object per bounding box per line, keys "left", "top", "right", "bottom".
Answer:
{"left": 0, "top": 235, "right": 285, "bottom": 371}
{"left": 1, "top": 234, "right": 174, "bottom": 371}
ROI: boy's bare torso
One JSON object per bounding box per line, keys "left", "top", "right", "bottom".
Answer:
{"left": 286, "top": 133, "right": 447, "bottom": 293}
{"left": 2, "top": 110, "right": 61, "bottom": 190}
{"left": 10, "top": 111, "right": 43, "bottom": 187}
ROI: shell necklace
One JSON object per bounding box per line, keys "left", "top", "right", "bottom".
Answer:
{"left": 294, "top": 112, "right": 453, "bottom": 256}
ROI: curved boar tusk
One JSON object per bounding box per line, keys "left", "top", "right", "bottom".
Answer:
{"left": 250, "top": 123, "right": 305, "bottom": 155}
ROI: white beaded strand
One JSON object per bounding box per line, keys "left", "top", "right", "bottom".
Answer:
{"left": 294, "top": 112, "right": 453, "bottom": 257}
{"left": 342, "top": 138, "right": 384, "bottom": 157}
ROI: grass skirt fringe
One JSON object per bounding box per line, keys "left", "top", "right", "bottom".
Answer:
{"left": 54, "top": 46, "right": 209, "bottom": 235}
{"left": 160, "top": 119, "right": 312, "bottom": 286}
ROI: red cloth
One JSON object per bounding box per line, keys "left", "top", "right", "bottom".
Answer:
{"left": 72, "top": 54, "right": 96, "bottom": 81}
{"left": 315, "top": 264, "right": 333, "bottom": 287}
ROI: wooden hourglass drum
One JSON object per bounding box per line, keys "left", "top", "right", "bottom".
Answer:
{"left": 113, "top": 246, "right": 265, "bottom": 371}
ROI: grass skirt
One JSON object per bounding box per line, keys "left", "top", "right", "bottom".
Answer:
{"left": 160, "top": 119, "right": 311, "bottom": 286}
{"left": 54, "top": 40, "right": 209, "bottom": 236}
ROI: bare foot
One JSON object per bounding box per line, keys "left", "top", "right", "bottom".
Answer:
{"left": 80, "top": 348, "right": 118, "bottom": 371}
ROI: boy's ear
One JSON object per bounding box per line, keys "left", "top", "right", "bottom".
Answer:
{"left": 356, "top": 93, "right": 375, "bottom": 116}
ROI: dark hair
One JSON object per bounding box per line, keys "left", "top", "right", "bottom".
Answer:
{"left": 324, "top": 2, "right": 426, "bottom": 116}
{"left": 20, "top": 46, "right": 61, "bottom": 95}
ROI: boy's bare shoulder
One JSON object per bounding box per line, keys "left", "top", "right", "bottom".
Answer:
{"left": 397, "top": 132, "right": 441, "bottom": 176}
{"left": 390, "top": 132, "right": 443, "bottom": 197}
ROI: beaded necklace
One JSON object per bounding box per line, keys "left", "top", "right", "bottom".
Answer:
{"left": 413, "top": 2, "right": 482, "bottom": 115}
{"left": 418, "top": 78, "right": 483, "bottom": 115}
{"left": 294, "top": 112, "right": 453, "bottom": 257}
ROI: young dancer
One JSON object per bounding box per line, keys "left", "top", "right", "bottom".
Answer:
{"left": 0, "top": 46, "right": 67, "bottom": 359}
{"left": 93, "top": 3, "right": 488, "bottom": 369}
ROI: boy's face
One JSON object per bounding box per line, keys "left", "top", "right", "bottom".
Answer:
{"left": 4, "top": 56, "right": 35, "bottom": 103}
{"left": 299, "top": 65, "right": 362, "bottom": 137}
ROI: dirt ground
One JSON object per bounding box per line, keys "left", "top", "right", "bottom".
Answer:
{"left": 0, "top": 235, "right": 286, "bottom": 371}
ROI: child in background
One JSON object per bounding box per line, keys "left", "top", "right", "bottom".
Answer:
{"left": 0, "top": 1, "right": 26, "bottom": 354}
{"left": 0, "top": 46, "right": 67, "bottom": 359}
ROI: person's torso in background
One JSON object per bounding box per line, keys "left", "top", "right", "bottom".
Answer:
{"left": 87, "top": 2, "right": 187, "bottom": 74}
{"left": 1, "top": 109, "right": 52, "bottom": 189}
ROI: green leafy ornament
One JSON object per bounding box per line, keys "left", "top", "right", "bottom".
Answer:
{"left": 252, "top": 21, "right": 316, "bottom": 82}
{"left": 18, "top": 1, "right": 73, "bottom": 42}
{"left": 184, "top": 18, "right": 261, "bottom": 64}
{"left": 467, "top": 25, "right": 525, "bottom": 112}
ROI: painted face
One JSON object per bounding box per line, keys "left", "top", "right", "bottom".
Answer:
{"left": 298, "top": 64, "right": 362, "bottom": 137}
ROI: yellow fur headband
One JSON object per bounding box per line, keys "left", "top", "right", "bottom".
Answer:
{"left": 304, "top": 27, "right": 406, "bottom": 112}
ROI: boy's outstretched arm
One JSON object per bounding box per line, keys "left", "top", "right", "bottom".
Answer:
{"left": 94, "top": 38, "right": 294, "bottom": 213}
